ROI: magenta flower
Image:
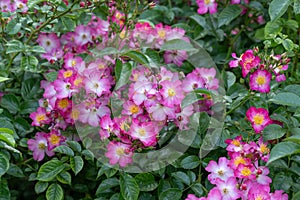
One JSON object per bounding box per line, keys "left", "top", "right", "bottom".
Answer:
{"left": 84, "top": 73, "right": 111, "bottom": 97}
{"left": 105, "top": 141, "right": 133, "bottom": 167}
{"left": 196, "top": 0, "right": 218, "bottom": 15}
{"left": 270, "top": 190, "right": 288, "bottom": 200}
{"left": 256, "top": 167, "right": 272, "bottom": 185}
{"left": 248, "top": 185, "right": 270, "bottom": 200}
{"left": 147, "top": 102, "right": 176, "bottom": 121}
{"left": 249, "top": 69, "right": 272, "bottom": 93}
{"left": 122, "top": 100, "right": 143, "bottom": 117}
{"left": 129, "top": 121, "right": 158, "bottom": 147}
{"left": 53, "top": 80, "right": 75, "bottom": 99}
{"left": 27, "top": 132, "right": 54, "bottom": 161}
{"left": 182, "top": 72, "right": 205, "bottom": 93}
{"left": 206, "top": 187, "right": 222, "bottom": 200}
{"left": 185, "top": 194, "right": 202, "bottom": 200}
{"left": 246, "top": 107, "right": 272, "bottom": 133}
{"left": 99, "top": 115, "right": 114, "bottom": 140}
{"left": 235, "top": 164, "right": 256, "bottom": 180}
{"left": 30, "top": 107, "right": 50, "bottom": 126}
{"left": 205, "top": 157, "right": 234, "bottom": 184}
{"left": 46, "top": 130, "right": 66, "bottom": 151}
{"left": 74, "top": 25, "right": 93, "bottom": 46}
{"left": 240, "top": 50, "right": 261, "bottom": 77}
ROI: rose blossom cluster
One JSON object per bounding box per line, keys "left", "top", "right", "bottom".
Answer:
{"left": 229, "top": 48, "right": 290, "bottom": 93}
{"left": 0, "top": 0, "right": 28, "bottom": 13}
{"left": 28, "top": 11, "right": 219, "bottom": 165}
{"left": 104, "top": 65, "right": 219, "bottom": 167}
{"left": 185, "top": 107, "right": 288, "bottom": 200}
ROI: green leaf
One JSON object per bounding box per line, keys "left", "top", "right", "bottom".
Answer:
{"left": 0, "top": 128, "right": 13, "bottom": 135}
{"left": 66, "top": 141, "right": 81, "bottom": 152}
{"left": 181, "top": 155, "right": 200, "bottom": 169}
{"left": 292, "top": 191, "right": 300, "bottom": 200}
{"left": 226, "top": 71, "right": 236, "bottom": 89}
{"left": 0, "top": 179, "right": 10, "bottom": 200}
{"left": 269, "top": 92, "right": 300, "bottom": 107}
{"left": 115, "top": 60, "right": 132, "bottom": 90}
{"left": 35, "top": 181, "right": 49, "bottom": 194}
{"left": 82, "top": 149, "right": 94, "bottom": 160}
{"left": 57, "top": 171, "right": 72, "bottom": 185}
{"left": 161, "top": 39, "right": 196, "bottom": 51}
{"left": 96, "top": 178, "right": 119, "bottom": 195}
{"left": 46, "top": 183, "right": 64, "bottom": 200}
{"left": 53, "top": 146, "right": 74, "bottom": 157}
{"left": 61, "top": 17, "right": 76, "bottom": 31}
{"left": 44, "top": 71, "right": 58, "bottom": 82}
{"left": 285, "top": 135, "right": 300, "bottom": 144}
{"left": 189, "top": 15, "right": 207, "bottom": 28}
{"left": 0, "top": 77, "right": 11, "bottom": 83}
{"left": 181, "top": 92, "right": 200, "bottom": 108}
{"left": 0, "top": 94, "right": 19, "bottom": 114}
{"left": 5, "top": 18, "right": 21, "bottom": 34}
{"left": 29, "top": 45, "right": 46, "bottom": 53}
{"left": 122, "top": 51, "right": 149, "bottom": 65}
{"left": 191, "top": 183, "right": 204, "bottom": 196}
{"left": 120, "top": 173, "right": 140, "bottom": 200}
{"left": 267, "top": 142, "right": 300, "bottom": 165}
{"left": 21, "top": 78, "right": 41, "bottom": 100}
{"left": 91, "top": 47, "right": 119, "bottom": 57}
{"left": 264, "top": 20, "right": 283, "bottom": 39}
{"left": 27, "top": 0, "right": 44, "bottom": 8}
{"left": 282, "top": 39, "right": 294, "bottom": 51}
{"left": 0, "top": 153, "right": 9, "bottom": 177}
{"left": 21, "top": 56, "right": 39, "bottom": 71}
{"left": 262, "top": 124, "right": 286, "bottom": 141}
{"left": 70, "top": 156, "right": 84, "bottom": 175}
{"left": 218, "top": 5, "right": 242, "bottom": 27}
{"left": 7, "top": 163, "right": 24, "bottom": 178}
{"left": 19, "top": 100, "right": 39, "bottom": 114}
{"left": 6, "top": 40, "right": 24, "bottom": 54}
{"left": 159, "top": 188, "right": 182, "bottom": 200}
{"left": 269, "top": 0, "right": 292, "bottom": 21}
{"left": 135, "top": 173, "right": 158, "bottom": 192}
{"left": 36, "top": 160, "right": 65, "bottom": 182}
{"left": 171, "top": 171, "right": 190, "bottom": 185}
{"left": 273, "top": 172, "right": 292, "bottom": 191}
{"left": 295, "top": 0, "right": 300, "bottom": 14}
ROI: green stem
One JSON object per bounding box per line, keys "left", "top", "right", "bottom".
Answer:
{"left": 226, "top": 92, "right": 252, "bottom": 115}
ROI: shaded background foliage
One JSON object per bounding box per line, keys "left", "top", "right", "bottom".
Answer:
{"left": 0, "top": 0, "right": 300, "bottom": 200}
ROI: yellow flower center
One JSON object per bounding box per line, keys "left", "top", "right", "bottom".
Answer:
{"left": 138, "top": 128, "right": 146, "bottom": 136}
{"left": 119, "top": 30, "right": 126, "bottom": 39}
{"left": 255, "top": 195, "right": 263, "bottom": 200}
{"left": 38, "top": 142, "right": 46, "bottom": 150}
{"left": 129, "top": 105, "right": 139, "bottom": 114}
{"left": 217, "top": 170, "right": 224, "bottom": 176}
{"left": 36, "top": 114, "right": 46, "bottom": 122}
{"left": 158, "top": 30, "right": 166, "bottom": 39}
{"left": 57, "top": 99, "right": 69, "bottom": 109}
{"left": 49, "top": 134, "right": 60, "bottom": 145}
{"left": 46, "top": 40, "right": 51, "bottom": 46}
{"left": 223, "top": 188, "right": 229, "bottom": 194}
{"left": 71, "top": 109, "right": 80, "bottom": 120}
{"left": 260, "top": 144, "right": 269, "bottom": 154}
{"left": 74, "top": 77, "right": 83, "bottom": 87}
{"left": 98, "top": 63, "right": 105, "bottom": 69}
{"left": 232, "top": 139, "right": 240, "bottom": 147}
{"left": 241, "top": 167, "right": 251, "bottom": 177}
{"left": 204, "top": 0, "right": 211, "bottom": 4}
{"left": 167, "top": 88, "right": 176, "bottom": 97}
{"left": 234, "top": 156, "right": 246, "bottom": 166}
{"left": 256, "top": 75, "right": 266, "bottom": 85}
{"left": 116, "top": 147, "right": 125, "bottom": 156}
{"left": 253, "top": 114, "right": 264, "bottom": 125}
{"left": 63, "top": 70, "right": 73, "bottom": 78}
{"left": 71, "top": 60, "right": 76, "bottom": 67}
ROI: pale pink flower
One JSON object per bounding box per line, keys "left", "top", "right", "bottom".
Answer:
{"left": 46, "top": 130, "right": 66, "bottom": 151}
{"left": 105, "top": 141, "right": 133, "bottom": 167}
{"left": 163, "top": 50, "right": 188, "bottom": 67}
{"left": 37, "top": 33, "right": 61, "bottom": 53}
{"left": 205, "top": 157, "right": 234, "bottom": 184}
{"left": 270, "top": 190, "right": 288, "bottom": 200}
{"left": 196, "top": 0, "right": 218, "bottom": 15}
{"left": 216, "top": 177, "right": 241, "bottom": 200}
{"left": 129, "top": 121, "right": 158, "bottom": 147}
{"left": 122, "top": 100, "right": 143, "bottom": 117}
{"left": 160, "top": 80, "right": 185, "bottom": 107}
{"left": 74, "top": 25, "right": 93, "bottom": 46}
{"left": 147, "top": 102, "right": 176, "bottom": 121}
{"left": 27, "top": 132, "right": 54, "bottom": 161}
{"left": 84, "top": 73, "right": 111, "bottom": 97}
{"left": 30, "top": 107, "right": 50, "bottom": 126}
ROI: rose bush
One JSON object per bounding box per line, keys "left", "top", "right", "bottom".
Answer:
{"left": 0, "top": 0, "right": 299, "bottom": 200}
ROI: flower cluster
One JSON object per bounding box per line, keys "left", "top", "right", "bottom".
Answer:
{"left": 28, "top": 11, "right": 219, "bottom": 165}
{"left": 0, "top": 0, "right": 28, "bottom": 12}
{"left": 104, "top": 66, "right": 219, "bottom": 167}
{"left": 246, "top": 107, "right": 272, "bottom": 133}
{"left": 186, "top": 135, "right": 288, "bottom": 200}
{"left": 229, "top": 48, "right": 290, "bottom": 93}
